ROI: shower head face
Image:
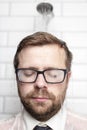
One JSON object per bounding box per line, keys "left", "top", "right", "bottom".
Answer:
{"left": 37, "top": 2, "right": 53, "bottom": 15}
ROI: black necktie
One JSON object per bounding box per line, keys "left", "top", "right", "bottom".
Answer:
{"left": 33, "top": 125, "right": 52, "bottom": 130}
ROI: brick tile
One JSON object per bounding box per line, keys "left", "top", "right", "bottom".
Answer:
{"left": 8, "top": 32, "right": 32, "bottom": 46}
{"left": 71, "top": 48, "right": 87, "bottom": 64}
{"left": 73, "top": 81, "right": 87, "bottom": 98}
{"left": 4, "top": 97, "right": 22, "bottom": 113}
{"left": 67, "top": 98, "right": 87, "bottom": 116}
{"left": 72, "top": 64, "right": 87, "bottom": 80}
{"left": 63, "top": 3, "right": 87, "bottom": 16}
{"left": 0, "top": 3, "right": 9, "bottom": 15}
{"left": 11, "top": 3, "right": 38, "bottom": 16}
{"left": 0, "top": 47, "right": 16, "bottom": 62}
{"left": 0, "top": 32, "right": 7, "bottom": 46}
{"left": 0, "top": 97, "right": 3, "bottom": 113}
{"left": 0, "top": 64, "right": 6, "bottom": 78}
{"left": 48, "top": 17, "right": 87, "bottom": 31}
{"left": 0, "top": 80, "right": 18, "bottom": 96}
{"left": 0, "top": 17, "right": 34, "bottom": 31}
{"left": 62, "top": 32, "right": 87, "bottom": 47}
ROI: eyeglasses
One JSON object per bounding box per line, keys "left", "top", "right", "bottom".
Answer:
{"left": 16, "top": 68, "right": 68, "bottom": 84}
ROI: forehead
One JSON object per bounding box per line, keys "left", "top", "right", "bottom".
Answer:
{"left": 18, "top": 44, "right": 66, "bottom": 69}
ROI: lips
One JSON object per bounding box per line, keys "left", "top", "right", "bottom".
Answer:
{"left": 32, "top": 96, "right": 50, "bottom": 102}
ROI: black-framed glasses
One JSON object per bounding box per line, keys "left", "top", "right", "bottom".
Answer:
{"left": 16, "top": 68, "right": 68, "bottom": 84}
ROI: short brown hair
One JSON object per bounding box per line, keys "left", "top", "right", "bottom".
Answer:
{"left": 13, "top": 32, "right": 73, "bottom": 71}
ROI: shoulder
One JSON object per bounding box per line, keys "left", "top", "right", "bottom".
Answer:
{"left": 0, "top": 113, "right": 22, "bottom": 130}
{"left": 66, "top": 109, "right": 87, "bottom": 130}
{"left": 0, "top": 116, "right": 16, "bottom": 130}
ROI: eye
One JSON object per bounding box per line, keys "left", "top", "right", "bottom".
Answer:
{"left": 23, "top": 70, "right": 36, "bottom": 77}
{"left": 46, "top": 70, "right": 58, "bottom": 77}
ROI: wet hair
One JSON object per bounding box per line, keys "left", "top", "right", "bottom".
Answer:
{"left": 13, "top": 32, "right": 73, "bottom": 71}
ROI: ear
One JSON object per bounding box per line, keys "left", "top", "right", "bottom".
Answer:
{"left": 68, "top": 71, "right": 71, "bottom": 79}
{"left": 66, "top": 71, "right": 71, "bottom": 84}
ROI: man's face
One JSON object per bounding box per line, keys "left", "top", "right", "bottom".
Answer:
{"left": 17, "top": 44, "right": 71, "bottom": 121}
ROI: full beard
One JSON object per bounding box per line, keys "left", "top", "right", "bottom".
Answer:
{"left": 19, "top": 88, "right": 66, "bottom": 121}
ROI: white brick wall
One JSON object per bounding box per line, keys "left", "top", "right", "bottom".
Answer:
{"left": 0, "top": 0, "right": 87, "bottom": 119}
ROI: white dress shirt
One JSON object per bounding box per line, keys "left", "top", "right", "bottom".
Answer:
{"left": 0, "top": 102, "right": 87, "bottom": 130}
{"left": 23, "top": 104, "right": 67, "bottom": 130}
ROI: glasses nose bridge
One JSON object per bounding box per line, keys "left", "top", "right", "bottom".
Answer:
{"left": 34, "top": 70, "right": 47, "bottom": 88}
{"left": 36, "top": 70, "right": 46, "bottom": 82}
{"left": 37, "top": 70, "right": 45, "bottom": 77}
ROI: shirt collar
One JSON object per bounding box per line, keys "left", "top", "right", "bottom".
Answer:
{"left": 22, "top": 104, "right": 67, "bottom": 130}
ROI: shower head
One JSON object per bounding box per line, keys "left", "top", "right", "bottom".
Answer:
{"left": 36, "top": 2, "right": 53, "bottom": 15}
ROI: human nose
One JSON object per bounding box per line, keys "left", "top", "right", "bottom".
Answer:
{"left": 34, "top": 74, "right": 47, "bottom": 88}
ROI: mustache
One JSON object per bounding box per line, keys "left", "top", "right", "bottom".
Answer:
{"left": 24, "top": 89, "right": 55, "bottom": 100}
